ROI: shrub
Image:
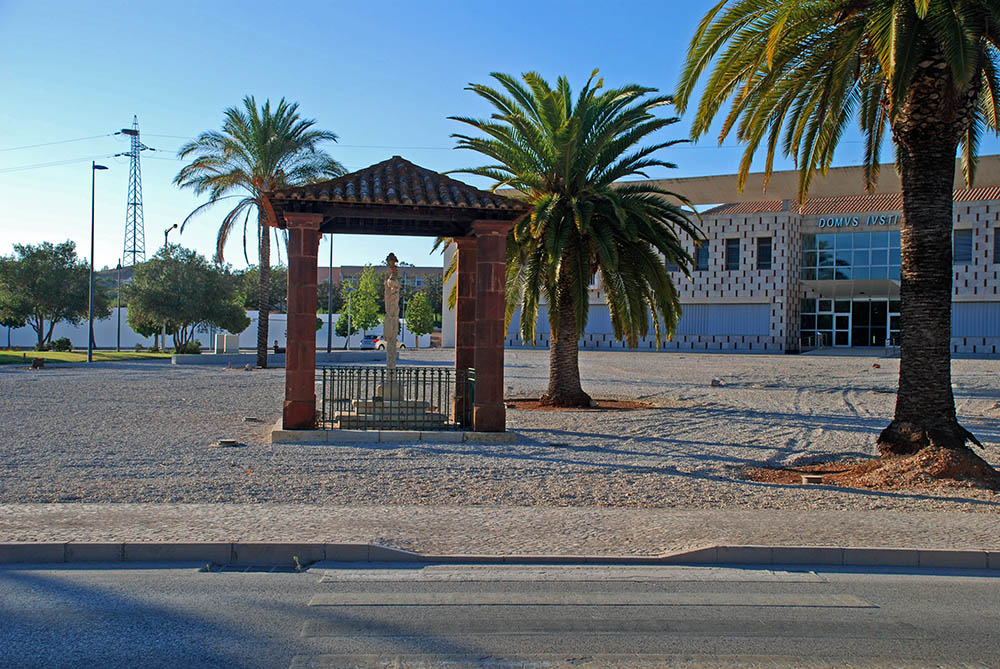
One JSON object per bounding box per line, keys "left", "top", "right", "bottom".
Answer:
{"left": 134, "top": 343, "right": 145, "bottom": 352}
{"left": 35, "top": 343, "right": 50, "bottom": 352}
{"left": 174, "top": 340, "right": 202, "bottom": 355}
{"left": 51, "top": 337, "right": 73, "bottom": 352}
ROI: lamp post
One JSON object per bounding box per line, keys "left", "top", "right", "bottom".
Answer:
{"left": 163, "top": 223, "right": 178, "bottom": 249}
{"left": 159, "top": 224, "right": 178, "bottom": 351}
{"left": 116, "top": 260, "right": 121, "bottom": 352}
{"left": 326, "top": 234, "right": 333, "bottom": 354}
{"left": 88, "top": 162, "right": 108, "bottom": 363}
{"left": 344, "top": 286, "right": 353, "bottom": 350}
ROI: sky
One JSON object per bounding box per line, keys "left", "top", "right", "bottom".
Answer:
{"left": 3, "top": 0, "right": 1000, "bottom": 272}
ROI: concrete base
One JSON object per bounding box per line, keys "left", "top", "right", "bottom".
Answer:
{"left": 171, "top": 350, "right": 385, "bottom": 366}
{"left": 270, "top": 419, "right": 516, "bottom": 444}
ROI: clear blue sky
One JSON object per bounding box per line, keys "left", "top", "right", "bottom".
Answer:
{"left": 3, "top": 0, "right": 998, "bottom": 271}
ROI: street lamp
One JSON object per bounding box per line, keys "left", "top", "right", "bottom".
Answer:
{"left": 88, "top": 162, "right": 108, "bottom": 363}
{"left": 342, "top": 284, "right": 354, "bottom": 350}
{"left": 116, "top": 260, "right": 122, "bottom": 352}
{"left": 326, "top": 234, "right": 334, "bottom": 354}
{"left": 158, "top": 224, "right": 179, "bottom": 351}
{"left": 164, "top": 223, "right": 178, "bottom": 248}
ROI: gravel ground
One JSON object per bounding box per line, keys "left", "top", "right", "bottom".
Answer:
{"left": 1, "top": 350, "right": 998, "bottom": 512}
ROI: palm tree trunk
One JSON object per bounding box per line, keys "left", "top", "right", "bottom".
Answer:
{"left": 541, "top": 275, "right": 591, "bottom": 407}
{"left": 878, "top": 54, "right": 981, "bottom": 455}
{"left": 256, "top": 211, "right": 271, "bottom": 369}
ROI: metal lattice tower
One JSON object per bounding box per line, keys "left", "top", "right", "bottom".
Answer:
{"left": 117, "top": 116, "right": 152, "bottom": 266}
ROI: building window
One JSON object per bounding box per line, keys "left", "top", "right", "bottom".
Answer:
{"left": 994, "top": 228, "right": 999, "bottom": 264}
{"left": 695, "top": 246, "right": 709, "bottom": 271}
{"left": 954, "top": 229, "right": 973, "bottom": 264}
{"left": 665, "top": 259, "right": 679, "bottom": 272}
{"left": 800, "top": 229, "right": 900, "bottom": 281}
{"left": 757, "top": 237, "right": 772, "bottom": 270}
{"left": 725, "top": 238, "right": 740, "bottom": 270}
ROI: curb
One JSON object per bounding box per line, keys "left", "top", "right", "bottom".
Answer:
{"left": 1, "top": 542, "right": 997, "bottom": 570}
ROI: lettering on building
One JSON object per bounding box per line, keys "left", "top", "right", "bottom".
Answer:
{"left": 817, "top": 214, "right": 899, "bottom": 228}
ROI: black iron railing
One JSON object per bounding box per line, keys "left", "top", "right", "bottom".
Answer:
{"left": 319, "top": 366, "right": 474, "bottom": 430}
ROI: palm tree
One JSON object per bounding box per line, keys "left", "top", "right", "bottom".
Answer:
{"left": 676, "top": 0, "right": 999, "bottom": 456}
{"left": 174, "top": 96, "right": 345, "bottom": 368}
{"left": 451, "top": 71, "right": 702, "bottom": 406}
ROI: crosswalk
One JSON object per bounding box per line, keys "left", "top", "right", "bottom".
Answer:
{"left": 284, "top": 564, "right": 913, "bottom": 668}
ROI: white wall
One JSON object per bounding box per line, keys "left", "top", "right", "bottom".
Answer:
{"left": 231, "top": 311, "right": 430, "bottom": 350}
{"left": 441, "top": 241, "right": 457, "bottom": 348}
{"left": 2, "top": 309, "right": 430, "bottom": 351}
{"left": 4, "top": 308, "right": 156, "bottom": 349}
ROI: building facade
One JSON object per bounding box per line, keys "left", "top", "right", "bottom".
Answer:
{"left": 442, "top": 162, "right": 1000, "bottom": 355}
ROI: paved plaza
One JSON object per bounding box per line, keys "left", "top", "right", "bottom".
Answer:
{"left": 1, "top": 349, "right": 998, "bottom": 553}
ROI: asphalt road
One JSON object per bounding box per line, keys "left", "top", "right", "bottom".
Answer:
{"left": 1, "top": 563, "right": 998, "bottom": 668}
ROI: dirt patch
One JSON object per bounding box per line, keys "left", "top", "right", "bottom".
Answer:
{"left": 743, "top": 446, "right": 1000, "bottom": 492}
{"left": 505, "top": 398, "right": 654, "bottom": 411}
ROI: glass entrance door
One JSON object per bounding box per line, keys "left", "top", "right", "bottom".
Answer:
{"left": 851, "top": 299, "right": 898, "bottom": 347}
{"left": 888, "top": 299, "right": 901, "bottom": 347}
{"left": 869, "top": 300, "right": 887, "bottom": 346}
{"left": 834, "top": 299, "right": 851, "bottom": 346}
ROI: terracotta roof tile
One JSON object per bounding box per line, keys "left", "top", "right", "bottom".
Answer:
{"left": 701, "top": 200, "right": 784, "bottom": 216}
{"left": 703, "top": 187, "right": 1000, "bottom": 218}
{"left": 799, "top": 193, "right": 902, "bottom": 214}
{"left": 270, "top": 155, "right": 528, "bottom": 211}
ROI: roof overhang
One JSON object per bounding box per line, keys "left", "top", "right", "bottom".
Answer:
{"left": 267, "top": 156, "right": 528, "bottom": 237}
{"left": 646, "top": 155, "right": 1000, "bottom": 206}
{"left": 801, "top": 279, "right": 900, "bottom": 299}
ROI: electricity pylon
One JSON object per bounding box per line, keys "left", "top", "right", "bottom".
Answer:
{"left": 115, "top": 116, "right": 153, "bottom": 266}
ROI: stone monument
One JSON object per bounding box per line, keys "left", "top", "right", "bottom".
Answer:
{"left": 376, "top": 253, "right": 404, "bottom": 400}
{"left": 335, "top": 252, "right": 448, "bottom": 428}
{"left": 383, "top": 252, "right": 401, "bottom": 370}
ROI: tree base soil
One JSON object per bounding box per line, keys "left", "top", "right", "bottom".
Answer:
{"left": 744, "top": 446, "right": 1000, "bottom": 492}
{"left": 506, "top": 398, "right": 654, "bottom": 411}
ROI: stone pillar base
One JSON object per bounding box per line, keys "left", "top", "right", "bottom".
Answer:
{"left": 473, "top": 402, "right": 506, "bottom": 432}
{"left": 283, "top": 400, "right": 315, "bottom": 430}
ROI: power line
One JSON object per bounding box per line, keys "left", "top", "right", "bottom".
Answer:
{"left": 0, "top": 154, "right": 115, "bottom": 174}
{"left": 1, "top": 131, "right": 876, "bottom": 174}
{"left": 0, "top": 133, "right": 115, "bottom": 153}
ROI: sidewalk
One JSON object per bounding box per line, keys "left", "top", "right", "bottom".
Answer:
{"left": 2, "top": 504, "right": 997, "bottom": 556}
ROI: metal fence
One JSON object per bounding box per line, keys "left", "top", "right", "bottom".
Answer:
{"left": 319, "top": 366, "right": 474, "bottom": 430}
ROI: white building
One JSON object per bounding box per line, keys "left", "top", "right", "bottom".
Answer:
{"left": 443, "top": 159, "right": 1000, "bottom": 355}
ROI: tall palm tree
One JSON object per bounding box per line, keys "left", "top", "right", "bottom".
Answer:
{"left": 676, "top": 0, "right": 999, "bottom": 456}
{"left": 174, "top": 96, "right": 345, "bottom": 368}
{"left": 451, "top": 71, "right": 702, "bottom": 406}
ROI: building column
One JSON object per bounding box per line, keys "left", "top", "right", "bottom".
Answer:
{"left": 453, "top": 237, "right": 476, "bottom": 425}
{"left": 472, "top": 220, "right": 511, "bottom": 432}
{"left": 283, "top": 212, "right": 324, "bottom": 429}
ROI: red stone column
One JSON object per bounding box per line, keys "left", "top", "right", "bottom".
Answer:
{"left": 453, "top": 237, "right": 476, "bottom": 425}
{"left": 472, "top": 221, "right": 512, "bottom": 432}
{"left": 283, "top": 212, "right": 323, "bottom": 429}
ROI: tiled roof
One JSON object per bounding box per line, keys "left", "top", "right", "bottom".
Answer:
{"left": 701, "top": 200, "right": 784, "bottom": 215}
{"left": 270, "top": 155, "right": 528, "bottom": 211}
{"left": 953, "top": 186, "right": 1000, "bottom": 201}
{"left": 800, "top": 193, "right": 902, "bottom": 214}
{"left": 703, "top": 187, "right": 1000, "bottom": 217}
